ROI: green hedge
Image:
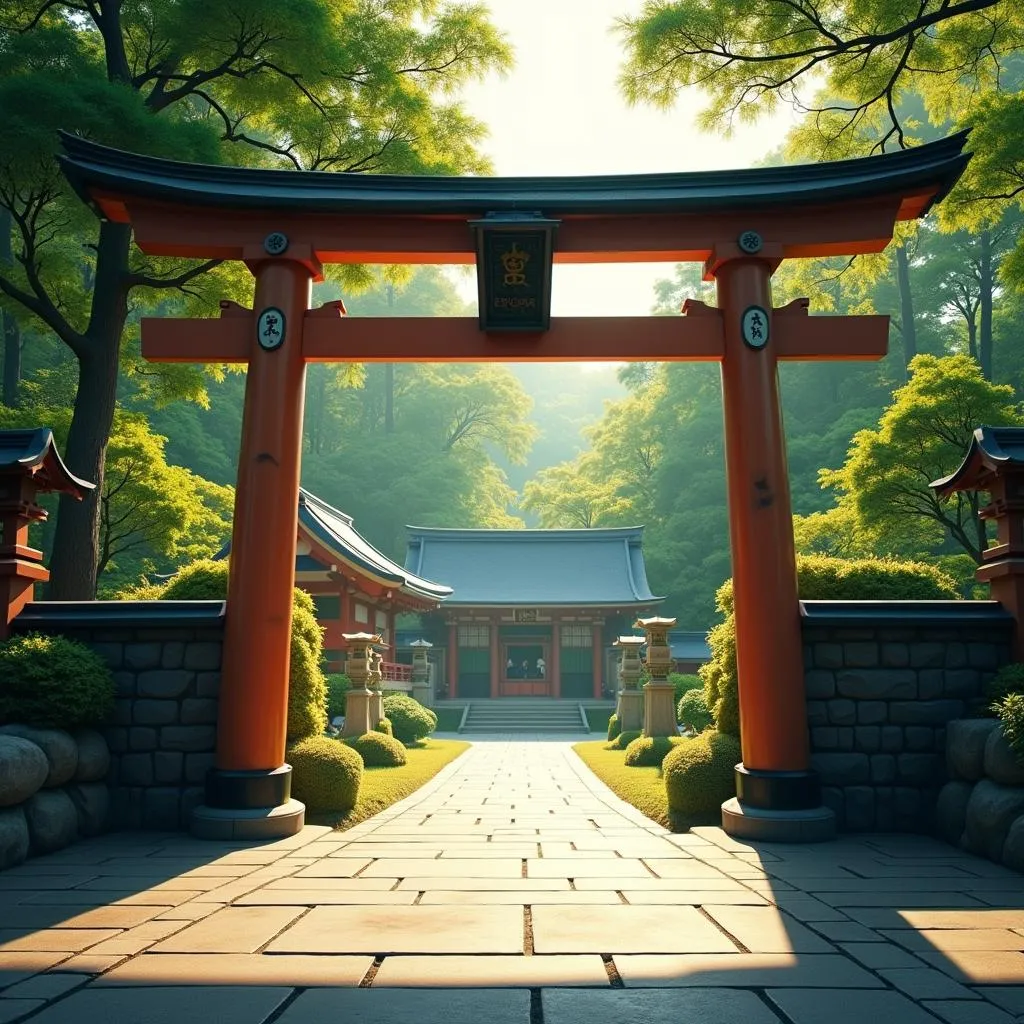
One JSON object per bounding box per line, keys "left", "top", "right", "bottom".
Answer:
{"left": 382, "top": 694, "right": 437, "bottom": 744}
{"left": 288, "top": 735, "right": 362, "bottom": 813}
{"left": 607, "top": 713, "right": 621, "bottom": 741}
{"left": 623, "top": 734, "right": 680, "bottom": 767}
{"left": 326, "top": 674, "right": 353, "bottom": 721}
{"left": 0, "top": 633, "right": 115, "bottom": 729}
{"left": 346, "top": 731, "right": 407, "bottom": 767}
{"left": 677, "top": 688, "right": 713, "bottom": 733}
{"left": 663, "top": 730, "right": 741, "bottom": 821}
{"left": 154, "top": 558, "right": 327, "bottom": 742}
{"left": 607, "top": 729, "right": 641, "bottom": 750}
{"left": 703, "top": 554, "right": 960, "bottom": 737}
{"left": 669, "top": 673, "right": 702, "bottom": 708}
{"left": 374, "top": 717, "right": 394, "bottom": 737}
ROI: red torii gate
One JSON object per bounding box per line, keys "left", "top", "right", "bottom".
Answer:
{"left": 59, "top": 132, "right": 970, "bottom": 842}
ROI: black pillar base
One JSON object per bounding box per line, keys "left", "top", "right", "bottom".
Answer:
{"left": 734, "top": 764, "right": 821, "bottom": 811}
{"left": 205, "top": 764, "right": 292, "bottom": 809}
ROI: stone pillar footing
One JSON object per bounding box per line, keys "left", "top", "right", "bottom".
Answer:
{"left": 734, "top": 765, "right": 821, "bottom": 811}
{"left": 618, "top": 690, "right": 644, "bottom": 732}
{"left": 721, "top": 797, "right": 835, "bottom": 843}
{"left": 190, "top": 798, "right": 305, "bottom": 840}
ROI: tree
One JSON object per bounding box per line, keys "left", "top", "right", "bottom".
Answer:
{"left": 819, "top": 354, "right": 1022, "bottom": 563}
{"left": 521, "top": 455, "right": 633, "bottom": 528}
{"left": 0, "top": 1, "right": 511, "bottom": 598}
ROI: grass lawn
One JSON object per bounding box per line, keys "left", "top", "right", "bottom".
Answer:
{"left": 573, "top": 739, "right": 693, "bottom": 832}
{"left": 584, "top": 707, "right": 611, "bottom": 734}
{"left": 308, "top": 738, "right": 470, "bottom": 830}
{"left": 432, "top": 707, "right": 464, "bottom": 732}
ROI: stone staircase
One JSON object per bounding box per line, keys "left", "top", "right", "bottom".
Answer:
{"left": 459, "top": 699, "right": 588, "bottom": 734}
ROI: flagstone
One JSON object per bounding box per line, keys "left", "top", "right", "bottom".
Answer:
{"left": 620, "top": 890, "right": 771, "bottom": 905}
{"left": 614, "top": 952, "right": 885, "bottom": 987}
{"left": 0, "top": 951, "right": 71, "bottom": 988}
{"left": 396, "top": 876, "right": 568, "bottom": 891}
{"left": 920, "top": 1000, "right": 1016, "bottom": 1024}
{"left": 880, "top": 966, "right": 981, "bottom": 1000}
{"left": 0, "top": 930, "right": 120, "bottom": 953}
{"left": 765, "top": 988, "right": 941, "bottom": 1024}
{"left": 147, "top": 906, "right": 304, "bottom": 953}
{"left": 0, "top": 905, "right": 165, "bottom": 930}
{"left": 917, "top": 949, "right": 1024, "bottom": 984}
{"left": 360, "top": 858, "right": 522, "bottom": 878}
{"left": 372, "top": 954, "right": 609, "bottom": 987}
{"left": 702, "top": 906, "right": 836, "bottom": 953}
{"left": 417, "top": 889, "right": 621, "bottom": 904}
{"left": 0, "top": 999, "right": 46, "bottom": 1022}
{"left": 273, "top": 987, "right": 531, "bottom": 1024}
{"left": 233, "top": 890, "right": 419, "bottom": 905}
{"left": 526, "top": 858, "right": 652, "bottom": 878}
{"left": 542, "top": 987, "right": 781, "bottom": 1024}
{"left": 883, "top": 929, "right": 1024, "bottom": 952}
{"left": 95, "top": 953, "right": 372, "bottom": 986}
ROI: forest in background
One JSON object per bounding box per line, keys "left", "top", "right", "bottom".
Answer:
{"left": 3, "top": 2, "right": 1024, "bottom": 627}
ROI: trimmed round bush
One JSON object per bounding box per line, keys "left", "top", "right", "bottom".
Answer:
{"left": 623, "top": 734, "right": 680, "bottom": 767}
{"left": 670, "top": 673, "right": 702, "bottom": 708}
{"left": 326, "top": 674, "right": 353, "bottom": 721}
{"left": 607, "top": 713, "right": 621, "bottom": 742}
{"left": 153, "top": 559, "right": 328, "bottom": 742}
{"left": 374, "top": 717, "right": 394, "bottom": 737}
{"left": 607, "top": 729, "right": 641, "bottom": 751}
{"left": 288, "top": 735, "right": 362, "bottom": 813}
{"left": 0, "top": 634, "right": 114, "bottom": 729}
{"left": 382, "top": 694, "right": 436, "bottom": 744}
{"left": 704, "top": 555, "right": 960, "bottom": 737}
{"left": 663, "top": 730, "right": 741, "bottom": 820}
{"left": 347, "top": 731, "right": 407, "bottom": 767}
{"left": 677, "top": 689, "right": 713, "bottom": 733}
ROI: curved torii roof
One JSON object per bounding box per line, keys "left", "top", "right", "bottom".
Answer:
{"left": 931, "top": 426, "right": 1024, "bottom": 497}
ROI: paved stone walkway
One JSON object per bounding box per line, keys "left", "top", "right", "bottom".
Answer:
{"left": 2, "top": 740, "right": 1024, "bottom": 1023}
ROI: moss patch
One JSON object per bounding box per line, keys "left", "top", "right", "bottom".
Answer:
{"left": 307, "top": 738, "right": 469, "bottom": 830}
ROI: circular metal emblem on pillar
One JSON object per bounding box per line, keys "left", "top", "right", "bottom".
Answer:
{"left": 257, "top": 307, "right": 286, "bottom": 351}
{"left": 263, "top": 232, "right": 289, "bottom": 256}
{"left": 737, "top": 230, "right": 763, "bottom": 255}
{"left": 741, "top": 305, "right": 769, "bottom": 350}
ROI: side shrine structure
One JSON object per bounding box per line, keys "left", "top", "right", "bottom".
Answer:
{"left": 57, "top": 130, "right": 971, "bottom": 844}
{"left": 404, "top": 526, "right": 661, "bottom": 700}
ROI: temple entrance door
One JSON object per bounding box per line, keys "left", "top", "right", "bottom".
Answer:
{"left": 501, "top": 641, "right": 549, "bottom": 696}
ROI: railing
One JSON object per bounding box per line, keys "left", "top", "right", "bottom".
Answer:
{"left": 382, "top": 661, "right": 412, "bottom": 683}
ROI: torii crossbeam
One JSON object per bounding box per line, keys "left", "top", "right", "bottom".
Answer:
{"left": 60, "top": 131, "right": 970, "bottom": 842}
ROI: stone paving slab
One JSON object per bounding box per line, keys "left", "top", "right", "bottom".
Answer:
{"left": 614, "top": 953, "right": 886, "bottom": 987}
{"left": 542, "top": 987, "right": 783, "bottom": 1024}
{"left": 765, "top": 987, "right": 940, "bottom": 1024}
{"left": 147, "top": 906, "right": 303, "bottom": 953}
{"left": 94, "top": 953, "right": 373, "bottom": 986}
{"left": 372, "top": 954, "right": 610, "bottom": 987}
{"left": 274, "top": 988, "right": 531, "bottom": 1024}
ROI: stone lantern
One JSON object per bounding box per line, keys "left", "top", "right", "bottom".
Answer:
{"left": 613, "top": 635, "right": 646, "bottom": 732}
{"left": 410, "top": 639, "right": 433, "bottom": 706}
{"left": 340, "top": 632, "right": 382, "bottom": 737}
{"left": 368, "top": 647, "right": 385, "bottom": 728}
{"left": 635, "top": 615, "right": 680, "bottom": 738}
{"left": 0, "top": 429, "right": 93, "bottom": 637}
{"left": 932, "top": 427, "right": 1024, "bottom": 658}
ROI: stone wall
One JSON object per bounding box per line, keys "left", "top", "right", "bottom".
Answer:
{"left": 11, "top": 600, "right": 225, "bottom": 832}
{"left": 801, "top": 600, "right": 1015, "bottom": 833}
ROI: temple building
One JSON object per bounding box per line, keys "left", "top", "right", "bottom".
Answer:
{"left": 402, "top": 526, "right": 663, "bottom": 699}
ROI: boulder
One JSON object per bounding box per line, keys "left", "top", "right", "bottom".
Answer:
{"left": 984, "top": 724, "right": 1024, "bottom": 787}
{"left": 946, "top": 718, "right": 998, "bottom": 781}
{"left": 1002, "top": 814, "right": 1024, "bottom": 873}
{"left": 935, "top": 780, "right": 974, "bottom": 847}
{"left": 0, "top": 807, "right": 29, "bottom": 869}
{"left": 964, "top": 779, "right": 1024, "bottom": 861}
{"left": 23, "top": 789, "right": 78, "bottom": 854}
{"left": 0, "top": 725, "right": 77, "bottom": 787}
{"left": 0, "top": 735, "right": 48, "bottom": 806}
{"left": 65, "top": 783, "right": 109, "bottom": 837}
{"left": 72, "top": 730, "right": 110, "bottom": 783}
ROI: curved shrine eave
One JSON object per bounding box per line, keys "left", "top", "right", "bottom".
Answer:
{"left": 57, "top": 132, "right": 971, "bottom": 266}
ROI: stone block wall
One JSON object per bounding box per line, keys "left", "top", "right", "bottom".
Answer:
{"left": 801, "top": 600, "right": 1015, "bottom": 833}
{"left": 11, "top": 600, "right": 225, "bottom": 832}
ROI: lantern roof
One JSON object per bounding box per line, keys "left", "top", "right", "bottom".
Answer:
{"left": 931, "top": 426, "right": 1024, "bottom": 497}
{"left": 0, "top": 428, "right": 94, "bottom": 497}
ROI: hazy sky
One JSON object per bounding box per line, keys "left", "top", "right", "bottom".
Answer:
{"left": 448, "top": 0, "right": 803, "bottom": 318}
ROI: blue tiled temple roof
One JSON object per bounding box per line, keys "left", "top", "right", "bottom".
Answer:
{"left": 403, "top": 526, "right": 662, "bottom": 607}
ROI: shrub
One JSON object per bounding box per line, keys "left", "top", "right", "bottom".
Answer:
{"left": 607, "top": 713, "right": 621, "bottom": 742}
{"left": 987, "top": 664, "right": 1024, "bottom": 706}
{"left": 994, "top": 694, "right": 1024, "bottom": 760}
{"left": 346, "top": 731, "right": 407, "bottom": 767}
{"left": 663, "top": 730, "right": 741, "bottom": 820}
{"left": 150, "top": 558, "right": 328, "bottom": 742}
{"left": 326, "top": 674, "right": 353, "bottom": 721}
{"left": 375, "top": 717, "right": 393, "bottom": 737}
{"left": 382, "top": 694, "right": 437, "bottom": 744}
{"left": 669, "top": 673, "right": 702, "bottom": 707}
{"left": 287, "top": 735, "right": 362, "bottom": 813}
{"left": 623, "top": 734, "right": 680, "bottom": 767}
{"left": 0, "top": 633, "right": 115, "bottom": 729}
{"left": 677, "top": 688, "right": 713, "bottom": 733}
{"left": 607, "top": 729, "right": 641, "bottom": 750}
{"left": 703, "top": 554, "right": 961, "bottom": 737}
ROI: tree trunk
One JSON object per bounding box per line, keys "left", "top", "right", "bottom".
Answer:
{"left": 966, "top": 315, "right": 978, "bottom": 364}
{"left": 47, "top": 221, "right": 131, "bottom": 599}
{"left": 1, "top": 311, "right": 19, "bottom": 407}
{"left": 384, "top": 285, "right": 394, "bottom": 433}
{"left": 894, "top": 244, "right": 917, "bottom": 372}
{"left": 979, "top": 229, "right": 993, "bottom": 380}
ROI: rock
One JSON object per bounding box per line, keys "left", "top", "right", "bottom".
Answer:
{"left": 935, "top": 780, "right": 973, "bottom": 846}
{"left": 65, "top": 783, "right": 109, "bottom": 837}
{"left": 72, "top": 729, "right": 110, "bottom": 783}
{"left": 964, "top": 779, "right": 1024, "bottom": 860}
{"left": 23, "top": 789, "right": 78, "bottom": 854}
{"left": 0, "top": 725, "right": 78, "bottom": 787}
{"left": 0, "top": 807, "right": 29, "bottom": 868}
{"left": 0, "top": 735, "right": 48, "bottom": 806}
{"left": 947, "top": 718, "right": 996, "bottom": 784}
{"left": 1002, "top": 815, "right": 1024, "bottom": 872}
{"left": 984, "top": 724, "right": 1024, "bottom": 787}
